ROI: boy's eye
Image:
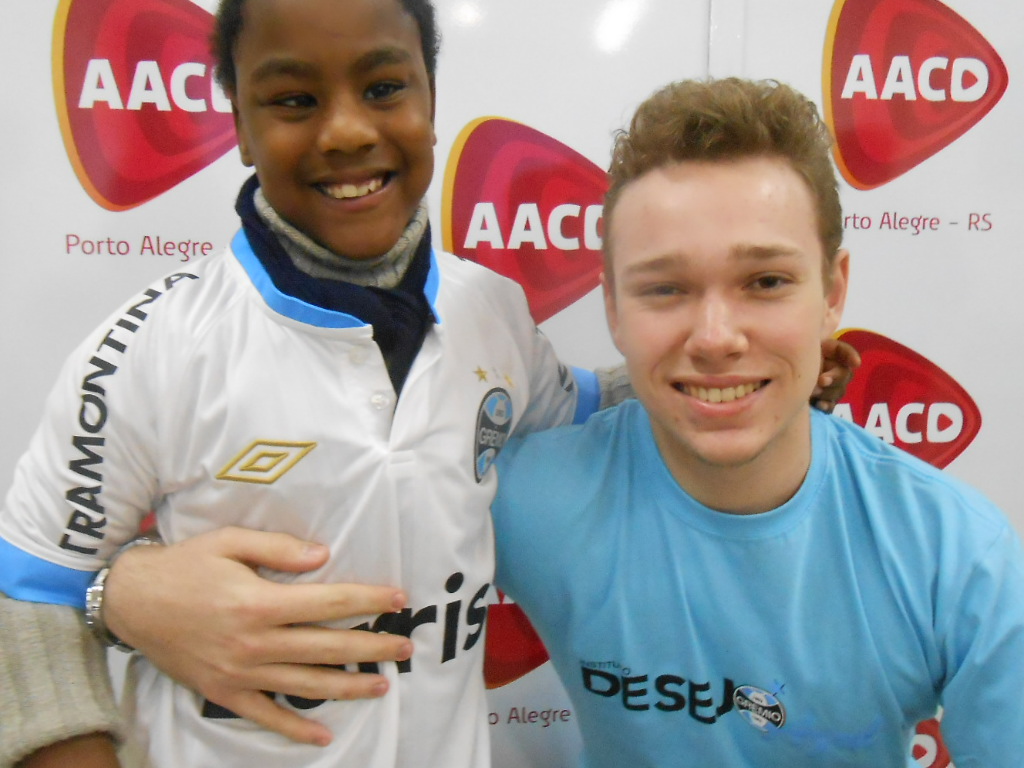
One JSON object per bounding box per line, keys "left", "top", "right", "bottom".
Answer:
{"left": 365, "top": 81, "right": 406, "bottom": 101}
{"left": 272, "top": 93, "right": 317, "bottom": 109}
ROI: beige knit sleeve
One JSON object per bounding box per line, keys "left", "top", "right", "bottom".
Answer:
{"left": 0, "top": 593, "right": 123, "bottom": 767}
{"left": 596, "top": 363, "right": 634, "bottom": 409}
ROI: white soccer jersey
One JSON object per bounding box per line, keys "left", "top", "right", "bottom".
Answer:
{"left": 0, "top": 231, "right": 594, "bottom": 768}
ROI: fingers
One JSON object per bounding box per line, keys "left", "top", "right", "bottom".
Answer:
{"left": 212, "top": 660, "right": 395, "bottom": 704}
{"left": 214, "top": 690, "right": 335, "bottom": 747}
{"left": 833, "top": 338, "right": 863, "bottom": 369}
{"left": 820, "top": 337, "right": 862, "bottom": 371}
{"left": 259, "top": 624, "right": 414, "bottom": 667}
{"left": 814, "top": 337, "right": 861, "bottom": 410}
{"left": 267, "top": 582, "right": 408, "bottom": 626}
{"left": 200, "top": 527, "right": 330, "bottom": 574}
{"left": 207, "top": 663, "right": 406, "bottom": 746}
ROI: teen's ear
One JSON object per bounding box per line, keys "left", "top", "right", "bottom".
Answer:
{"left": 231, "top": 99, "right": 254, "bottom": 167}
{"left": 823, "top": 249, "right": 850, "bottom": 337}
{"left": 601, "top": 270, "right": 624, "bottom": 355}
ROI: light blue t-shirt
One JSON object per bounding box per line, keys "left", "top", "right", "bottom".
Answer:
{"left": 493, "top": 401, "right": 1024, "bottom": 768}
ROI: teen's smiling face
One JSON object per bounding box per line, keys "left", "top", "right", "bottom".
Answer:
{"left": 231, "top": 0, "right": 436, "bottom": 260}
{"left": 603, "top": 156, "right": 848, "bottom": 513}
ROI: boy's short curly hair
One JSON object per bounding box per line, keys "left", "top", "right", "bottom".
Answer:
{"left": 604, "top": 78, "right": 843, "bottom": 266}
{"left": 211, "top": 0, "right": 441, "bottom": 94}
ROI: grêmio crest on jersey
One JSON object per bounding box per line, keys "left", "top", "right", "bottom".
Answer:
{"left": 474, "top": 387, "right": 513, "bottom": 482}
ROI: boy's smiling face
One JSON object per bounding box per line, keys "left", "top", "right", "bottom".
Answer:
{"left": 231, "top": 0, "right": 436, "bottom": 260}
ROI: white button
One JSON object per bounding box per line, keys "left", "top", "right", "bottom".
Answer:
{"left": 370, "top": 392, "right": 390, "bottom": 410}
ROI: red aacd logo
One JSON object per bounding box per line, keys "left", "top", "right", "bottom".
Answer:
{"left": 54, "top": 0, "right": 237, "bottom": 210}
{"left": 824, "top": 0, "right": 1008, "bottom": 189}
{"left": 833, "top": 329, "right": 981, "bottom": 469}
{"left": 485, "top": 591, "right": 550, "bottom": 689}
{"left": 442, "top": 118, "right": 606, "bottom": 323}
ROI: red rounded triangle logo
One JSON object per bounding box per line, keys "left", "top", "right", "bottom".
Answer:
{"left": 833, "top": 329, "right": 981, "bottom": 468}
{"left": 442, "top": 118, "right": 607, "bottom": 323}
{"left": 53, "top": 0, "right": 238, "bottom": 210}
{"left": 824, "top": 0, "right": 1008, "bottom": 189}
{"left": 484, "top": 592, "right": 550, "bottom": 689}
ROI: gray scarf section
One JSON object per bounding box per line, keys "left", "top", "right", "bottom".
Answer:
{"left": 253, "top": 187, "right": 429, "bottom": 289}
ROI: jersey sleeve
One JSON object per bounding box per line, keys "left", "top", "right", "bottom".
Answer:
{"left": 935, "top": 523, "right": 1024, "bottom": 766}
{"left": 0, "top": 282, "right": 174, "bottom": 608}
{"left": 501, "top": 301, "right": 600, "bottom": 435}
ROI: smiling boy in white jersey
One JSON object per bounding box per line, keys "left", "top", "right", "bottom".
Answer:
{"left": 1, "top": 1, "right": 597, "bottom": 765}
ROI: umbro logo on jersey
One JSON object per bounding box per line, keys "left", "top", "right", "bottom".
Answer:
{"left": 217, "top": 441, "right": 317, "bottom": 484}
{"left": 53, "top": 0, "right": 237, "bottom": 210}
{"left": 474, "top": 388, "right": 513, "bottom": 482}
{"left": 824, "top": 0, "right": 1008, "bottom": 189}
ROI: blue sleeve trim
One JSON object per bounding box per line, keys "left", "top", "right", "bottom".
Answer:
{"left": 0, "top": 537, "right": 95, "bottom": 609}
{"left": 232, "top": 231, "right": 445, "bottom": 329}
{"left": 572, "top": 366, "right": 601, "bottom": 424}
{"left": 425, "top": 248, "right": 443, "bottom": 323}
{"left": 230, "top": 230, "right": 366, "bottom": 329}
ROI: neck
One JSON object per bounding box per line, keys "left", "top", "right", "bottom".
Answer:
{"left": 254, "top": 188, "right": 429, "bottom": 289}
{"left": 653, "top": 413, "right": 813, "bottom": 515}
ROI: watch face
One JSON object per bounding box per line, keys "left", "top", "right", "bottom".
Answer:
{"left": 84, "top": 569, "right": 108, "bottom": 629}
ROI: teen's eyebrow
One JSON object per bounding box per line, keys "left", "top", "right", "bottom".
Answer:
{"left": 619, "top": 255, "right": 681, "bottom": 280}
{"left": 619, "top": 244, "right": 805, "bottom": 281}
{"left": 730, "top": 243, "right": 804, "bottom": 261}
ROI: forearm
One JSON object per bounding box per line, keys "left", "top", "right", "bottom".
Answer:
{"left": 16, "top": 734, "right": 119, "bottom": 768}
{"left": 0, "top": 593, "right": 123, "bottom": 768}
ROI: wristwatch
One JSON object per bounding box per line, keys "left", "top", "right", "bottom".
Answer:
{"left": 84, "top": 533, "right": 164, "bottom": 651}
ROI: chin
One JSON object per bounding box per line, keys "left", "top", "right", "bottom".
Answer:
{"left": 691, "top": 443, "right": 767, "bottom": 470}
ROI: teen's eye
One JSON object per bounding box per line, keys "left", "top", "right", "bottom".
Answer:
{"left": 634, "top": 282, "right": 685, "bottom": 299}
{"left": 749, "top": 274, "right": 791, "bottom": 292}
{"left": 365, "top": 81, "right": 406, "bottom": 101}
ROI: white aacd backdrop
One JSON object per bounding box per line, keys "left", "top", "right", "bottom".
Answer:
{"left": 1, "top": 1, "right": 1018, "bottom": 766}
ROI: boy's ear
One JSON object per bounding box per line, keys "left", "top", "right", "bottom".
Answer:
{"left": 231, "top": 99, "right": 254, "bottom": 167}
{"left": 429, "top": 81, "right": 437, "bottom": 145}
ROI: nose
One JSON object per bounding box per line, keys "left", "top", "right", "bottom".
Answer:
{"left": 684, "top": 293, "right": 748, "bottom": 361}
{"left": 316, "top": 97, "right": 378, "bottom": 154}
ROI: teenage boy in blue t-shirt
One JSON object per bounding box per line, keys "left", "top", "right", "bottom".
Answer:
{"left": 490, "top": 78, "right": 1024, "bottom": 767}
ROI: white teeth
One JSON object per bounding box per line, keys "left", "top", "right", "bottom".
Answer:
{"left": 684, "top": 382, "right": 762, "bottom": 403}
{"left": 321, "top": 176, "right": 384, "bottom": 199}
